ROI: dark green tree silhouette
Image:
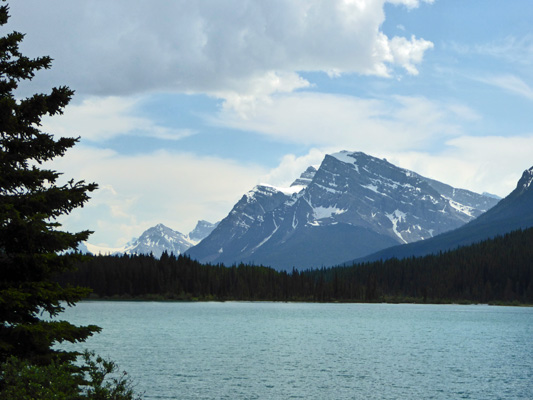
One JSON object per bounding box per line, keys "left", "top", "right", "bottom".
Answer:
{"left": 0, "top": 2, "right": 99, "bottom": 365}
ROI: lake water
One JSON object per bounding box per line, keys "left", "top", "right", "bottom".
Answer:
{"left": 60, "top": 301, "right": 533, "bottom": 399}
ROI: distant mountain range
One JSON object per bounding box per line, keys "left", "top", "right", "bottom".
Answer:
{"left": 80, "top": 220, "right": 218, "bottom": 258}
{"left": 354, "top": 165, "right": 533, "bottom": 263}
{"left": 81, "top": 151, "right": 531, "bottom": 272}
{"left": 186, "top": 151, "right": 500, "bottom": 270}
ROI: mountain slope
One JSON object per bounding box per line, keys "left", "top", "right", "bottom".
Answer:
{"left": 187, "top": 151, "right": 498, "bottom": 270}
{"left": 355, "top": 166, "right": 533, "bottom": 263}
{"left": 186, "top": 184, "right": 301, "bottom": 264}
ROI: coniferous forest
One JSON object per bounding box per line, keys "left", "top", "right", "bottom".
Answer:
{"left": 58, "top": 227, "right": 533, "bottom": 305}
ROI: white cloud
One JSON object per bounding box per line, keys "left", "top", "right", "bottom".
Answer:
{"left": 212, "top": 92, "right": 475, "bottom": 152}
{"left": 41, "top": 96, "right": 194, "bottom": 142}
{"left": 474, "top": 35, "right": 533, "bottom": 65}
{"left": 215, "top": 71, "right": 311, "bottom": 118}
{"left": 9, "top": 0, "right": 433, "bottom": 100}
{"left": 475, "top": 75, "right": 533, "bottom": 100}
{"left": 262, "top": 132, "right": 533, "bottom": 205}
{"left": 388, "top": 0, "right": 435, "bottom": 9}
{"left": 388, "top": 35, "right": 434, "bottom": 76}
{"left": 382, "top": 135, "right": 533, "bottom": 197}
{"left": 257, "top": 130, "right": 533, "bottom": 204}
{"left": 51, "top": 147, "right": 267, "bottom": 247}
{"left": 260, "top": 149, "right": 328, "bottom": 187}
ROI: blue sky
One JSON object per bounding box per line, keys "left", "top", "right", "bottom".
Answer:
{"left": 5, "top": 0, "right": 533, "bottom": 247}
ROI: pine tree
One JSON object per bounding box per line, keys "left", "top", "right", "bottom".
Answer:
{"left": 0, "top": 2, "right": 99, "bottom": 365}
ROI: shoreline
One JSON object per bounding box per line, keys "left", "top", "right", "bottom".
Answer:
{"left": 77, "top": 295, "right": 532, "bottom": 307}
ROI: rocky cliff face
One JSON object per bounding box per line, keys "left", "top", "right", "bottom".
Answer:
{"left": 187, "top": 151, "right": 499, "bottom": 270}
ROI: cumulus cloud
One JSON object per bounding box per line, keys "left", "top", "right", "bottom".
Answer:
{"left": 259, "top": 149, "right": 328, "bottom": 187}
{"left": 9, "top": 0, "right": 433, "bottom": 100}
{"left": 388, "top": 35, "right": 434, "bottom": 75}
{"left": 215, "top": 71, "right": 311, "bottom": 118}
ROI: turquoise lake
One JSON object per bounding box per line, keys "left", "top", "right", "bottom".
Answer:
{"left": 60, "top": 301, "right": 533, "bottom": 399}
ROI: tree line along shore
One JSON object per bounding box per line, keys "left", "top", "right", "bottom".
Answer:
{"left": 58, "top": 227, "right": 533, "bottom": 306}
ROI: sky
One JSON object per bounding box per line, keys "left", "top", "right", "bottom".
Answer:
{"left": 4, "top": 0, "right": 533, "bottom": 247}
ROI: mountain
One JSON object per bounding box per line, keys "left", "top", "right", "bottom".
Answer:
{"left": 355, "top": 165, "right": 533, "bottom": 263}
{"left": 186, "top": 151, "right": 499, "bottom": 270}
{"left": 188, "top": 220, "right": 219, "bottom": 243}
{"left": 122, "top": 223, "right": 194, "bottom": 258}
{"left": 81, "top": 220, "right": 218, "bottom": 258}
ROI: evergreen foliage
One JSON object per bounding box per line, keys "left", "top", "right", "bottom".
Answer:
{"left": 0, "top": 2, "right": 99, "bottom": 366}
{"left": 62, "top": 227, "right": 533, "bottom": 305}
{"left": 0, "top": 351, "right": 142, "bottom": 400}
{"left": 0, "top": 3, "right": 142, "bottom": 398}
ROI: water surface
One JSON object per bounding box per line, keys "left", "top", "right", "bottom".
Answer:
{"left": 60, "top": 302, "right": 533, "bottom": 399}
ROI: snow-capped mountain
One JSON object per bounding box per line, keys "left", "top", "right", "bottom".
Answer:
{"left": 82, "top": 220, "right": 218, "bottom": 258}
{"left": 357, "top": 165, "right": 533, "bottom": 263}
{"left": 186, "top": 151, "right": 499, "bottom": 270}
{"left": 122, "top": 223, "right": 194, "bottom": 258}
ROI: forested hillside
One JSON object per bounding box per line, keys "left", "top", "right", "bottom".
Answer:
{"left": 59, "top": 228, "right": 533, "bottom": 305}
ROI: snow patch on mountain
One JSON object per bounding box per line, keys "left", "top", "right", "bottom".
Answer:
{"left": 361, "top": 183, "right": 379, "bottom": 194}
{"left": 254, "top": 221, "right": 280, "bottom": 249}
{"left": 257, "top": 183, "right": 306, "bottom": 196}
{"left": 313, "top": 206, "right": 347, "bottom": 220}
{"left": 444, "top": 197, "right": 476, "bottom": 217}
{"left": 330, "top": 151, "right": 359, "bottom": 171}
{"left": 386, "top": 210, "right": 408, "bottom": 244}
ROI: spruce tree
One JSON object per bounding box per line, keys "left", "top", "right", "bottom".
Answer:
{"left": 0, "top": 2, "right": 100, "bottom": 365}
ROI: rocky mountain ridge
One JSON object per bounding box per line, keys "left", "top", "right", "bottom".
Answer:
{"left": 355, "top": 164, "right": 533, "bottom": 263}
{"left": 186, "top": 151, "right": 499, "bottom": 270}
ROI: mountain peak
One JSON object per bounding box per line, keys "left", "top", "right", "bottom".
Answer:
{"left": 291, "top": 166, "right": 317, "bottom": 187}
{"left": 187, "top": 150, "right": 500, "bottom": 270}
{"left": 188, "top": 220, "right": 219, "bottom": 243}
{"left": 516, "top": 166, "right": 533, "bottom": 194}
